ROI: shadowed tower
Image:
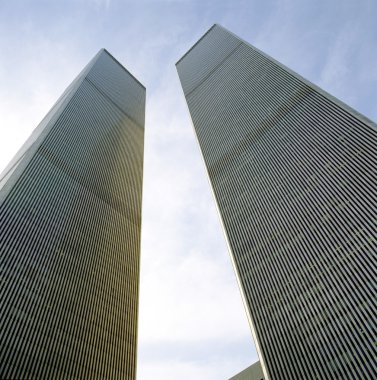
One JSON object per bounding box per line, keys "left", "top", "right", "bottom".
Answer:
{"left": 177, "top": 24, "right": 376, "bottom": 380}
{"left": 0, "top": 49, "right": 145, "bottom": 379}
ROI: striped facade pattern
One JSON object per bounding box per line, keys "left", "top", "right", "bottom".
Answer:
{"left": 177, "top": 25, "right": 377, "bottom": 380}
{"left": 0, "top": 49, "right": 145, "bottom": 379}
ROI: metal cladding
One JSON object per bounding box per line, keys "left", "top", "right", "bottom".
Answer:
{"left": 0, "top": 49, "right": 145, "bottom": 379}
{"left": 177, "top": 24, "right": 377, "bottom": 380}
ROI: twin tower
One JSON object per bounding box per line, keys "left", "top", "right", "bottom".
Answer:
{"left": 0, "top": 24, "right": 376, "bottom": 380}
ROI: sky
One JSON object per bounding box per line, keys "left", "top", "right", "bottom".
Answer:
{"left": 0, "top": 0, "right": 376, "bottom": 379}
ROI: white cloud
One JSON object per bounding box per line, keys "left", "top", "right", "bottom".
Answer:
{"left": 137, "top": 357, "right": 254, "bottom": 380}
{"left": 137, "top": 57, "right": 256, "bottom": 377}
{"left": 139, "top": 68, "right": 253, "bottom": 344}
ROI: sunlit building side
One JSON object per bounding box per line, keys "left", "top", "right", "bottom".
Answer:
{"left": 229, "top": 361, "right": 263, "bottom": 380}
{"left": 177, "top": 24, "right": 377, "bottom": 380}
{"left": 0, "top": 49, "right": 145, "bottom": 379}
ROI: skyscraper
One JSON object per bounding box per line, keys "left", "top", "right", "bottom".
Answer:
{"left": 177, "top": 24, "right": 376, "bottom": 380}
{"left": 0, "top": 49, "right": 145, "bottom": 379}
{"left": 229, "top": 361, "right": 263, "bottom": 380}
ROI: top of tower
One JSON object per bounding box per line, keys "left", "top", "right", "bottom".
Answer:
{"left": 176, "top": 24, "right": 220, "bottom": 66}
{"left": 99, "top": 48, "right": 146, "bottom": 90}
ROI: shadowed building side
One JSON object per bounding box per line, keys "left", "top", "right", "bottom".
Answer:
{"left": 0, "top": 49, "right": 145, "bottom": 379}
{"left": 177, "top": 24, "right": 377, "bottom": 380}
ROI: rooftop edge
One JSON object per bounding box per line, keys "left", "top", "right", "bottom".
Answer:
{"left": 100, "top": 48, "right": 146, "bottom": 90}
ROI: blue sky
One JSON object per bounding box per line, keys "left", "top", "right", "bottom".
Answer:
{"left": 0, "top": 1, "right": 376, "bottom": 379}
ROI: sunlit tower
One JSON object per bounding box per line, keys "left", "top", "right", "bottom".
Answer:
{"left": 177, "top": 24, "right": 377, "bottom": 380}
{"left": 0, "top": 49, "right": 145, "bottom": 379}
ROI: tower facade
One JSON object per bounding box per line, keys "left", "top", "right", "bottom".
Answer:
{"left": 177, "top": 24, "right": 376, "bottom": 379}
{"left": 0, "top": 49, "right": 145, "bottom": 379}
